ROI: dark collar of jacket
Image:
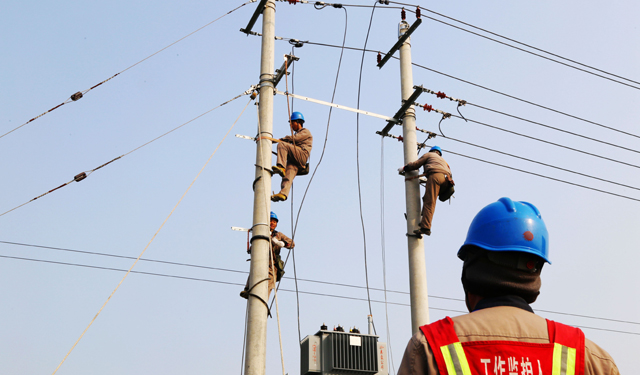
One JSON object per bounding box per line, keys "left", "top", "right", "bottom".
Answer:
{"left": 473, "top": 295, "right": 534, "bottom": 313}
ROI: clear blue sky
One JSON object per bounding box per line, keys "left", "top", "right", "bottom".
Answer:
{"left": 1, "top": 1, "right": 638, "bottom": 374}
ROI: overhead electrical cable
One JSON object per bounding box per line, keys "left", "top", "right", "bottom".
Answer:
{"left": 2, "top": 2, "right": 252, "bottom": 140}
{"left": 50, "top": 98, "right": 251, "bottom": 375}
{"left": 271, "top": 36, "right": 640, "bottom": 139}
{"left": 445, "top": 113, "right": 640, "bottom": 170}
{"left": 3, "top": 240, "right": 639, "bottom": 327}
{"left": 354, "top": 0, "right": 379, "bottom": 336}
{"left": 396, "top": 8, "right": 640, "bottom": 90}
{"left": 379, "top": 139, "right": 397, "bottom": 375}
{"left": 386, "top": 1, "right": 640, "bottom": 87}
{"left": 281, "top": 1, "right": 640, "bottom": 89}
{"left": 0, "top": 90, "right": 251, "bottom": 218}
{"left": 439, "top": 135, "right": 640, "bottom": 192}
{"left": 464, "top": 102, "right": 640, "bottom": 155}
{"left": 3, "top": 253, "right": 639, "bottom": 337}
{"left": 279, "top": 4, "right": 350, "bottom": 343}
{"left": 409, "top": 61, "right": 640, "bottom": 139}
{"left": 432, "top": 145, "right": 640, "bottom": 203}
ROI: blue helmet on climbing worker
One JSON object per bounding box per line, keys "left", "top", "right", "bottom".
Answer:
{"left": 290, "top": 112, "right": 305, "bottom": 124}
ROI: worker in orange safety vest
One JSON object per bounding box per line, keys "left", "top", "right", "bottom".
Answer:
{"left": 397, "top": 197, "right": 619, "bottom": 375}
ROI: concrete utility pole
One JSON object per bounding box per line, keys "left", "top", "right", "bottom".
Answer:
{"left": 398, "top": 20, "right": 430, "bottom": 333}
{"left": 244, "top": 1, "right": 275, "bottom": 375}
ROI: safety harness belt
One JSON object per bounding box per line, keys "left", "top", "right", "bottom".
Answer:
{"left": 420, "top": 317, "right": 585, "bottom": 375}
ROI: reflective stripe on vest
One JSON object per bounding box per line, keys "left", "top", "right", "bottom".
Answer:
{"left": 438, "top": 341, "right": 577, "bottom": 375}
{"left": 553, "top": 343, "right": 577, "bottom": 375}
{"left": 440, "top": 342, "right": 472, "bottom": 375}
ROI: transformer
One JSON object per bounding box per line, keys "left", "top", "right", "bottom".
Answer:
{"left": 301, "top": 328, "right": 388, "bottom": 375}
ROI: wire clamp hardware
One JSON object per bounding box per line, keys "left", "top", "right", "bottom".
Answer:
{"left": 74, "top": 172, "right": 87, "bottom": 182}
{"left": 70, "top": 92, "right": 83, "bottom": 101}
{"left": 288, "top": 39, "right": 305, "bottom": 48}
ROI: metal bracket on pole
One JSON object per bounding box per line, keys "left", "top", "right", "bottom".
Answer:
{"left": 272, "top": 54, "right": 299, "bottom": 88}
{"left": 240, "top": 0, "right": 269, "bottom": 35}
{"left": 376, "top": 131, "right": 428, "bottom": 151}
{"left": 377, "top": 18, "right": 422, "bottom": 69}
{"left": 379, "top": 85, "right": 424, "bottom": 136}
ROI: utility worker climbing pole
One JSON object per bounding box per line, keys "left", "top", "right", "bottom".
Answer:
{"left": 241, "top": 211, "right": 294, "bottom": 299}
{"left": 259, "top": 111, "right": 313, "bottom": 202}
{"left": 398, "top": 145, "right": 453, "bottom": 237}
{"left": 397, "top": 197, "right": 619, "bottom": 375}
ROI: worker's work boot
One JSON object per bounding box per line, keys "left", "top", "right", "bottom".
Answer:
{"left": 271, "top": 193, "right": 287, "bottom": 202}
{"left": 413, "top": 227, "right": 431, "bottom": 236}
{"left": 272, "top": 164, "right": 285, "bottom": 177}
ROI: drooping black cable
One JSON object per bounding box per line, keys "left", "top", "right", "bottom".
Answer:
{"left": 286, "top": 44, "right": 303, "bottom": 345}
{"left": 354, "top": 0, "right": 378, "bottom": 336}
{"left": 275, "top": 4, "right": 351, "bottom": 343}
{"left": 379, "top": 139, "right": 396, "bottom": 374}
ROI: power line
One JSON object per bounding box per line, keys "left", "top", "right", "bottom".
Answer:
{"left": 355, "top": 0, "right": 379, "bottom": 335}
{"left": 274, "top": 37, "right": 640, "bottom": 140}
{"left": 3, "top": 239, "right": 638, "bottom": 327}
{"left": 402, "top": 9, "right": 640, "bottom": 90}
{"left": 0, "top": 91, "right": 251, "bottom": 218}
{"left": 435, "top": 144, "right": 640, "bottom": 203}
{"left": 444, "top": 113, "right": 640, "bottom": 170}
{"left": 464, "top": 101, "right": 640, "bottom": 155}
{"left": 2, "top": 2, "right": 252, "bottom": 141}
{"left": 386, "top": 1, "right": 640, "bottom": 88}
{"left": 438, "top": 135, "right": 640, "bottom": 193}
{"left": 409, "top": 61, "right": 640, "bottom": 139}
{"left": 50, "top": 97, "right": 252, "bottom": 375}
{"left": 2, "top": 252, "right": 638, "bottom": 336}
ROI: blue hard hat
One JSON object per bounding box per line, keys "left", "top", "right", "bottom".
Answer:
{"left": 290, "top": 111, "right": 305, "bottom": 124}
{"left": 429, "top": 146, "right": 442, "bottom": 155}
{"left": 458, "top": 197, "right": 550, "bottom": 263}
{"left": 270, "top": 211, "right": 278, "bottom": 222}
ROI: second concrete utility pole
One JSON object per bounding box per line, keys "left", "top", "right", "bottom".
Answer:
{"left": 398, "top": 19, "right": 430, "bottom": 334}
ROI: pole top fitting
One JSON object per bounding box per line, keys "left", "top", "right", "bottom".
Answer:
{"left": 398, "top": 20, "right": 410, "bottom": 37}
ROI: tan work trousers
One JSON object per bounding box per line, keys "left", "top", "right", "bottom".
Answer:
{"left": 276, "top": 142, "right": 307, "bottom": 197}
{"left": 421, "top": 172, "right": 446, "bottom": 230}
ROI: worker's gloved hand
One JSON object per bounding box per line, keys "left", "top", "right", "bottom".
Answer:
{"left": 272, "top": 238, "right": 286, "bottom": 247}
{"left": 398, "top": 166, "right": 405, "bottom": 175}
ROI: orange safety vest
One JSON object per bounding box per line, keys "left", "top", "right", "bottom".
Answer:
{"left": 420, "top": 317, "right": 585, "bottom": 375}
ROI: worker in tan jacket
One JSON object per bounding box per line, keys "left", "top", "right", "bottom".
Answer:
{"left": 397, "top": 197, "right": 619, "bottom": 375}
{"left": 269, "top": 111, "right": 313, "bottom": 202}
{"left": 241, "top": 211, "right": 294, "bottom": 299}
{"left": 399, "top": 145, "right": 452, "bottom": 236}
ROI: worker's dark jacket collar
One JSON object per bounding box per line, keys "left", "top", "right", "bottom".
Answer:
{"left": 473, "top": 295, "right": 534, "bottom": 313}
